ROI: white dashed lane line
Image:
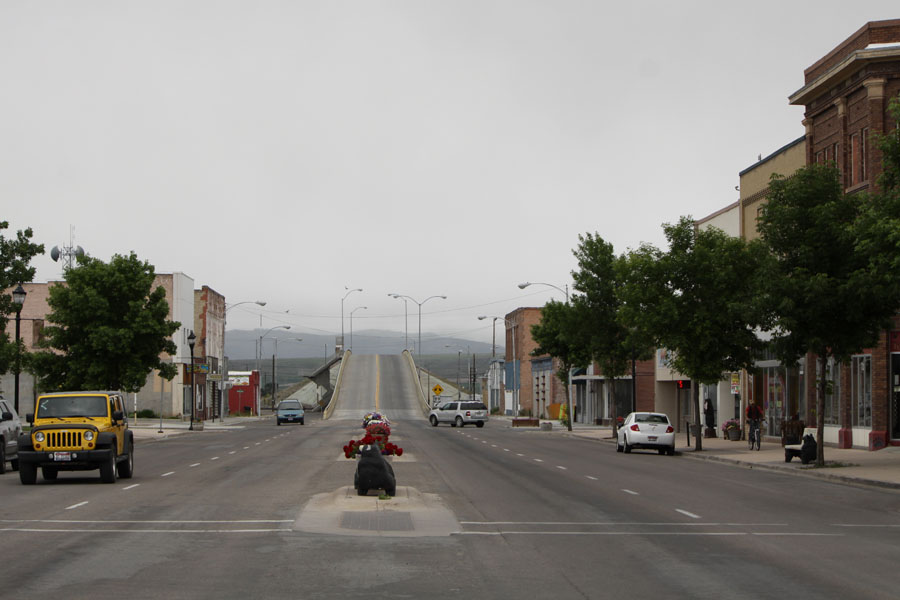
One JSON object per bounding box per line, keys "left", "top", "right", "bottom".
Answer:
{"left": 676, "top": 509, "right": 701, "bottom": 519}
{"left": 122, "top": 484, "right": 140, "bottom": 491}
{"left": 622, "top": 489, "right": 639, "bottom": 495}
{"left": 211, "top": 457, "right": 219, "bottom": 461}
{"left": 190, "top": 463, "right": 201, "bottom": 468}
{"left": 586, "top": 476, "right": 598, "bottom": 481}
{"left": 161, "top": 471, "right": 175, "bottom": 477}
{"left": 66, "top": 502, "right": 88, "bottom": 510}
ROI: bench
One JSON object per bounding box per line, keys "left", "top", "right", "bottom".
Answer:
{"left": 784, "top": 428, "right": 817, "bottom": 464}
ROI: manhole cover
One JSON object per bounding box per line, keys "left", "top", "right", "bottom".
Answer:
{"left": 340, "top": 511, "right": 414, "bottom": 532}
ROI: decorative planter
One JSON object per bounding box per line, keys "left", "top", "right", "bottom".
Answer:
{"left": 726, "top": 428, "right": 741, "bottom": 441}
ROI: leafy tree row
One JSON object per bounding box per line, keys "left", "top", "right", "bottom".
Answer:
{"left": 533, "top": 96, "right": 900, "bottom": 463}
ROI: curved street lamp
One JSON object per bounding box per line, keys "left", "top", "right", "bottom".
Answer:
{"left": 392, "top": 294, "right": 447, "bottom": 356}
{"left": 478, "top": 315, "right": 518, "bottom": 416}
{"left": 258, "top": 325, "right": 290, "bottom": 415}
{"left": 350, "top": 306, "right": 367, "bottom": 351}
{"left": 341, "top": 288, "right": 363, "bottom": 353}
{"left": 388, "top": 293, "right": 409, "bottom": 350}
{"left": 518, "top": 281, "right": 569, "bottom": 302}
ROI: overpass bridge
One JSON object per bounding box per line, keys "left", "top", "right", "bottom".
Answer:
{"left": 324, "top": 351, "right": 429, "bottom": 422}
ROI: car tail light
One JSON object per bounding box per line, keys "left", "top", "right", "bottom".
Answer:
{"left": 666, "top": 426, "right": 674, "bottom": 433}
{"left": 630, "top": 424, "right": 640, "bottom": 432}
{"left": 466, "top": 411, "right": 471, "bottom": 416}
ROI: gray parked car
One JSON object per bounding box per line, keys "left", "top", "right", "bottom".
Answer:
{"left": 0, "top": 397, "right": 22, "bottom": 474}
{"left": 429, "top": 401, "right": 489, "bottom": 428}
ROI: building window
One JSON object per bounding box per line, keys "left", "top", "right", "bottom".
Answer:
{"left": 820, "top": 357, "right": 842, "bottom": 425}
{"left": 852, "top": 355, "right": 872, "bottom": 427}
{"left": 850, "top": 133, "right": 860, "bottom": 185}
{"left": 861, "top": 128, "right": 868, "bottom": 182}
{"left": 816, "top": 150, "right": 825, "bottom": 164}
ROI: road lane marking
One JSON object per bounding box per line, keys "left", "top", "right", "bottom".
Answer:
{"left": 255, "top": 442, "right": 261, "bottom": 446}
{"left": 556, "top": 466, "right": 567, "bottom": 470}
{"left": 504, "top": 448, "right": 510, "bottom": 452}
{"left": 211, "top": 457, "right": 220, "bottom": 461}
{"left": 161, "top": 471, "right": 175, "bottom": 477}
{"left": 122, "top": 484, "right": 140, "bottom": 491}
{"left": 516, "top": 453, "right": 525, "bottom": 457}
{"left": 622, "top": 489, "right": 638, "bottom": 495}
{"left": 190, "top": 463, "right": 201, "bottom": 468}
{"left": 229, "top": 451, "right": 236, "bottom": 455}
{"left": 534, "top": 459, "right": 543, "bottom": 463}
{"left": 491, "top": 444, "right": 497, "bottom": 448}
{"left": 586, "top": 476, "right": 598, "bottom": 481}
{"left": 65, "top": 502, "right": 88, "bottom": 510}
{"left": 244, "top": 446, "right": 250, "bottom": 450}
{"left": 676, "top": 509, "right": 701, "bottom": 519}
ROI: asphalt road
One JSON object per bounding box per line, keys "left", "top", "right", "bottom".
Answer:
{"left": 3, "top": 354, "right": 900, "bottom": 599}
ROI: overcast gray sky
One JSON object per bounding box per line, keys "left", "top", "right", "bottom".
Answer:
{"left": 2, "top": 2, "right": 897, "bottom": 345}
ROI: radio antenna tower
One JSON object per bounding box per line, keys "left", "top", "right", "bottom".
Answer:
{"left": 50, "top": 226, "right": 85, "bottom": 272}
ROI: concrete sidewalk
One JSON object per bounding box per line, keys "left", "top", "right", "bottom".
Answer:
{"left": 501, "top": 417, "right": 900, "bottom": 491}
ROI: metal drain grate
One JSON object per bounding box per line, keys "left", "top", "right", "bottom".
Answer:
{"left": 340, "top": 511, "right": 414, "bottom": 532}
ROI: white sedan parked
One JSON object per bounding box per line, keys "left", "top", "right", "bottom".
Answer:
{"left": 617, "top": 412, "right": 676, "bottom": 456}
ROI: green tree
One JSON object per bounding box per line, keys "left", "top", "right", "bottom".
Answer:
{"left": 529, "top": 298, "right": 590, "bottom": 431}
{"left": 30, "top": 252, "right": 180, "bottom": 392}
{"left": 760, "top": 121, "right": 900, "bottom": 465}
{"left": 0, "top": 222, "right": 44, "bottom": 374}
{"left": 570, "top": 233, "right": 654, "bottom": 436}
{"left": 619, "top": 217, "right": 770, "bottom": 451}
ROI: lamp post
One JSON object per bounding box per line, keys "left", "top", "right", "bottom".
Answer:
{"left": 350, "top": 306, "right": 367, "bottom": 351}
{"left": 12, "top": 284, "right": 26, "bottom": 413}
{"left": 388, "top": 293, "right": 409, "bottom": 350}
{"left": 479, "top": 315, "right": 517, "bottom": 415}
{"left": 392, "top": 294, "right": 447, "bottom": 356}
{"left": 519, "top": 281, "right": 574, "bottom": 429}
{"left": 187, "top": 330, "right": 196, "bottom": 431}
{"left": 258, "top": 325, "right": 290, "bottom": 413}
{"left": 273, "top": 338, "right": 303, "bottom": 404}
{"left": 341, "top": 288, "right": 362, "bottom": 353}
{"left": 446, "top": 344, "right": 470, "bottom": 400}
{"left": 222, "top": 301, "right": 265, "bottom": 422}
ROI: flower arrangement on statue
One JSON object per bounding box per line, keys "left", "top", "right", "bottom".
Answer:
{"left": 362, "top": 412, "right": 390, "bottom": 428}
{"left": 344, "top": 413, "right": 403, "bottom": 459}
{"left": 722, "top": 418, "right": 741, "bottom": 433}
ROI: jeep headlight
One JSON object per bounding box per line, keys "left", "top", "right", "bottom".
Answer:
{"left": 34, "top": 432, "right": 45, "bottom": 442}
{"left": 84, "top": 431, "right": 94, "bottom": 441}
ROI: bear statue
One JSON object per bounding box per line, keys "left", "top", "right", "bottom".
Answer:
{"left": 354, "top": 444, "right": 396, "bottom": 496}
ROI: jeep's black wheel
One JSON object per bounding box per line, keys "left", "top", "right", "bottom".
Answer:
{"left": 0, "top": 443, "right": 5, "bottom": 474}
{"left": 42, "top": 467, "right": 58, "bottom": 480}
{"left": 19, "top": 463, "right": 37, "bottom": 485}
{"left": 118, "top": 443, "right": 134, "bottom": 479}
{"left": 300, "top": 419, "right": 304, "bottom": 425}
{"left": 100, "top": 450, "right": 118, "bottom": 483}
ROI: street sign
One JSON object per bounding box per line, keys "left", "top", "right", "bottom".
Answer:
{"left": 432, "top": 384, "right": 443, "bottom": 396}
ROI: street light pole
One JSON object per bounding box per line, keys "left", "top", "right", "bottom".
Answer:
{"left": 12, "top": 284, "right": 26, "bottom": 414}
{"left": 479, "top": 315, "right": 517, "bottom": 415}
{"left": 187, "top": 330, "right": 196, "bottom": 431}
{"left": 393, "top": 294, "right": 447, "bottom": 356}
{"left": 388, "top": 293, "right": 409, "bottom": 350}
{"left": 518, "top": 281, "right": 573, "bottom": 430}
{"left": 350, "top": 306, "right": 367, "bottom": 351}
{"left": 341, "top": 288, "right": 362, "bottom": 353}
{"left": 258, "top": 325, "right": 290, "bottom": 413}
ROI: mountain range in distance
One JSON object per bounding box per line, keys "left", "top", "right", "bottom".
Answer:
{"left": 225, "top": 328, "right": 500, "bottom": 360}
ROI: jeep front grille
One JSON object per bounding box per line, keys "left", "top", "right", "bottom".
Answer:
{"left": 44, "top": 430, "right": 84, "bottom": 449}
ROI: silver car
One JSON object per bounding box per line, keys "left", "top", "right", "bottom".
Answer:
{"left": 0, "top": 397, "right": 22, "bottom": 474}
{"left": 429, "top": 401, "right": 489, "bottom": 428}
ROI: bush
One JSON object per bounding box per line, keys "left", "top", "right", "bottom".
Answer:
{"left": 136, "top": 409, "right": 156, "bottom": 419}
{"left": 490, "top": 406, "right": 501, "bottom": 415}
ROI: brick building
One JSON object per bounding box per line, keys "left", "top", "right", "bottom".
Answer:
{"left": 787, "top": 20, "right": 900, "bottom": 450}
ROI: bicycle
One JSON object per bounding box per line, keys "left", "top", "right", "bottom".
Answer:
{"left": 747, "top": 419, "right": 764, "bottom": 451}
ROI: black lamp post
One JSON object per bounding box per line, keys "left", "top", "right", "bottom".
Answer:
{"left": 12, "top": 284, "right": 26, "bottom": 413}
{"left": 187, "top": 330, "right": 196, "bottom": 431}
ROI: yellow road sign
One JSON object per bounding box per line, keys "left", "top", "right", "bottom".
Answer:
{"left": 432, "top": 384, "right": 443, "bottom": 396}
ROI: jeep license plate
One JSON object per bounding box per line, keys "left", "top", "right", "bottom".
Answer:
{"left": 53, "top": 452, "right": 72, "bottom": 461}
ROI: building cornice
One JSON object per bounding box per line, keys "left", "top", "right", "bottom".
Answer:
{"left": 789, "top": 46, "right": 900, "bottom": 106}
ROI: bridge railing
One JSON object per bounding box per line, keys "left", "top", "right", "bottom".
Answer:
{"left": 322, "top": 350, "right": 350, "bottom": 420}
{"left": 402, "top": 349, "right": 431, "bottom": 417}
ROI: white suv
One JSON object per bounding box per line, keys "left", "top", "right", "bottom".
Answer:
{"left": 429, "top": 401, "right": 489, "bottom": 428}
{"left": 0, "top": 397, "right": 22, "bottom": 474}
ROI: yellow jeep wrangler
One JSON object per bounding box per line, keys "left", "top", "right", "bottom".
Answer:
{"left": 18, "top": 391, "right": 134, "bottom": 484}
